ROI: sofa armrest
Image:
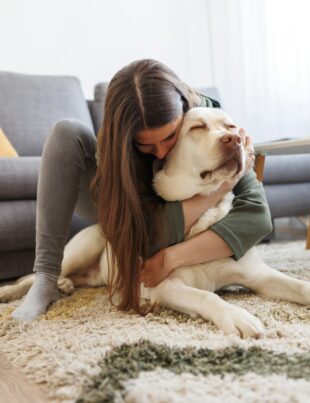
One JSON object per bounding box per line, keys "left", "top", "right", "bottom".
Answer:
{"left": 254, "top": 138, "right": 310, "bottom": 184}
{"left": 255, "top": 137, "right": 310, "bottom": 156}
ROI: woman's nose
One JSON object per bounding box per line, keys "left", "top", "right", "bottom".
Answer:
{"left": 154, "top": 145, "right": 167, "bottom": 160}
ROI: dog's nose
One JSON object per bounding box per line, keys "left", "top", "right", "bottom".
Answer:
{"left": 220, "top": 134, "right": 242, "bottom": 148}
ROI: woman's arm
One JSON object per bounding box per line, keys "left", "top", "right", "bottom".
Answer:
{"left": 145, "top": 183, "right": 232, "bottom": 258}
{"left": 209, "top": 169, "right": 273, "bottom": 259}
{"left": 166, "top": 229, "right": 233, "bottom": 269}
{"left": 168, "top": 170, "right": 273, "bottom": 267}
{"left": 140, "top": 230, "right": 232, "bottom": 288}
{"left": 141, "top": 170, "right": 273, "bottom": 288}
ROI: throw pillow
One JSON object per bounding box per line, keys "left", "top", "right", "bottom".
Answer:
{"left": 0, "top": 128, "right": 19, "bottom": 157}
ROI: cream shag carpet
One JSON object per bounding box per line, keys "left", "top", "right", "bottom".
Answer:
{"left": 0, "top": 241, "right": 310, "bottom": 403}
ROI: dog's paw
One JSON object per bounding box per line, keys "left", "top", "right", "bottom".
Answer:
{"left": 299, "top": 281, "right": 310, "bottom": 305}
{"left": 187, "top": 221, "right": 208, "bottom": 239}
{"left": 57, "top": 278, "right": 75, "bottom": 295}
{"left": 213, "top": 304, "right": 265, "bottom": 339}
{"left": 219, "top": 192, "right": 234, "bottom": 212}
{"left": 0, "top": 285, "right": 20, "bottom": 302}
{"left": 187, "top": 207, "right": 222, "bottom": 239}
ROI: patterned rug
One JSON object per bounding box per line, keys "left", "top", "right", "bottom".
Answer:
{"left": 0, "top": 241, "right": 310, "bottom": 403}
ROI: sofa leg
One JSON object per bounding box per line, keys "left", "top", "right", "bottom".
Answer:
{"left": 254, "top": 154, "right": 265, "bottom": 182}
{"left": 307, "top": 223, "right": 310, "bottom": 250}
{"left": 293, "top": 216, "right": 310, "bottom": 250}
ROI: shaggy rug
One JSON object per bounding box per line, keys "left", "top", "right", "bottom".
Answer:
{"left": 0, "top": 240, "right": 310, "bottom": 403}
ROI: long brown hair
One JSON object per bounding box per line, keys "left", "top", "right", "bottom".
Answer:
{"left": 91, "top": 59, "right": 202, "bottom": 315}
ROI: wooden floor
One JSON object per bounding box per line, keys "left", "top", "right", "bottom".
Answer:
{"left": 0, "top": 352, "right": 50, "bottom": 403}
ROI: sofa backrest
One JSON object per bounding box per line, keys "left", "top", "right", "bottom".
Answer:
{"left": 0, "top": 72, "right": 94, "bottom": 156}
{"left": 87, "top": 82, "right": 108, "bottom": 136}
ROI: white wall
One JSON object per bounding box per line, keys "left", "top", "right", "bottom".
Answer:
{"left": 1, "top": 0, "right": 309, "bottom": 142}
{"left": 208, "top": 0, "right": 310, "bottom": 142}
{"left": 0, "top": 0, "right": 213, "bottom": 98}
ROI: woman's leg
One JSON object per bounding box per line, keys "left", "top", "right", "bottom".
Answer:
{"left": 12, "top": 119, "right": 98, "bottom": 321}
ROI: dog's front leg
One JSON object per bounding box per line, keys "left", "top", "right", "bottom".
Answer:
{"left": 187, "top": 192, "right": 234, "bottom": 239}
{"left": 242, "top": 263, "right": 310, "bottom": 305}
{"left": 150, "top": 278, "right": 264, "bottom": 338}
{"left": 238, "top": 248, "right": 310, "bottom": 305}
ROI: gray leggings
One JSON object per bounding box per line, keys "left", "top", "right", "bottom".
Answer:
{"left": 33, "top": 119, "right": 98, "bottom": 276}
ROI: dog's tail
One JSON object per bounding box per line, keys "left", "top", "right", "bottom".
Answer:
{"left": 0, "top": 274, "right": 35, "bottom": 302}
{"left": 0, "top": 224, "right": 106, "bottom": 302}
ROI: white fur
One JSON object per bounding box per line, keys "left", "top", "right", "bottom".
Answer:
{"left": 2, "top": 107, "right": 309, "bottom": 339}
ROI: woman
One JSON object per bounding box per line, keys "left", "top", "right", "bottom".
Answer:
{"left": 12, "top": 59, "right": 272, "bottom": 321}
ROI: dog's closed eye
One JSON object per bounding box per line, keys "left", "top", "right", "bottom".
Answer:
{"left": 190, "top": 122, "right": 208, "bottom": 131}
{"left": 200, "top": 170, "right": 210, "bottom": 179}
{"left": 225, "top": 124, "right": 237, "bottom": 130}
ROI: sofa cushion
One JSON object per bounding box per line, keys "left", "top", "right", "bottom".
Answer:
{"left": 264, "top": 182, "right": 310, "bottom": 218}
{"left": 0, "top": 127, "right": 19, "bottom": 157}
{"left": 263, "top": 154, "right": 310, "bottom": 184}
{"left": 0, "top": 72, "right": 94, "bottom": 156}
{"left": 0, "top": 157, "right": 40, "bottom": 200}
{"left": 0, "top": 249, "right": 35, "bottom": 280}
{"left": 0, "top": 200, "right": 37, "bottom": 251}
{"left": 0, "top": 199, "right": 94, "bottom": 253}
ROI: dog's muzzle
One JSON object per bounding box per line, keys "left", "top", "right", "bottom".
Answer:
{"left": 200, "top": 134, "right": 245, "bottom": 180}
{"left": 220, "top": 133, "right": 244, "bottom": 173}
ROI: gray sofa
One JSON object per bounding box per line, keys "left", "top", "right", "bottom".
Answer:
{"left": 0, "top": 72, "right": 309, "bottom": 281}
{"left": 262, "top": 155, "right": 310, "bottom": 220}
{"left": 0, "top": 72, "right": 108, "bottom": 280}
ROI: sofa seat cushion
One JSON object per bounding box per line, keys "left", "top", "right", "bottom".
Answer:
{"left": 263, "top": 154, "right": 310, "bottom": 184}
{"left": 264, "top": 182, "right": 310, "bottom": 218}
{"left": 0, "top": 199, "right": 93, "bottom": 253}
{"left": 0, "top": 200, "right": 36, "bottom": 251}
{"left": 0, "top": 157, "right": 40, "bottom": 200}
{"left": 0, "top": 249, "right": 35, "bottom": 280}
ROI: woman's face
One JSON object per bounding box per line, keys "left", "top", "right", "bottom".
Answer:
{"left": 134, "top": 115, "right": 183, "bottom": 160}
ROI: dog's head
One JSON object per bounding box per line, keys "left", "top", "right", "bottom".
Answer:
{"left": 153, "top": 107, "right": 246, "bottom": 201}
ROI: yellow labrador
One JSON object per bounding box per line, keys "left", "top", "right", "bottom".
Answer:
{"left": 1, "top": 107, "right": 309, "bottom": 339}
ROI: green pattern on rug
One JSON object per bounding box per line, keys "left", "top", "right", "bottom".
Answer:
{"left": 76, "top": 340, "right": 310, "bottom": 402}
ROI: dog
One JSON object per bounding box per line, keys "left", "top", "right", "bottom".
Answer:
{"left": 1, "top": 107, "right": 309, "bottom": 339}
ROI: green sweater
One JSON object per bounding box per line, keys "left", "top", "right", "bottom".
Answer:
{"left": 145, "top": 95, "right": 273, "bottom": 259}
{"left": 145, "top": 170, "right": 272, "bottom": 259}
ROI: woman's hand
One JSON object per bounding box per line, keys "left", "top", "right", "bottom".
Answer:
{"left": 239, "top": 128, "right": 255, "bottom": 173}
{"left": 140, "top": 248, "right": 174, "bottom": 288}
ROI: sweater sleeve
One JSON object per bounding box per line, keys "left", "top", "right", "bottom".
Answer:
{"left": 144, "top": 201, "right": 185, "bottom": 258}
{"left": 210, "top": 170, "right": 273, "bottom": 260}
{"left": 199, "top": 94, "right": 221, "bottom": 108}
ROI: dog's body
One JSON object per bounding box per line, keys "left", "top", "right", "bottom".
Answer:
{"left": 1, "top": 107, "right": 309, "bottom": 338}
